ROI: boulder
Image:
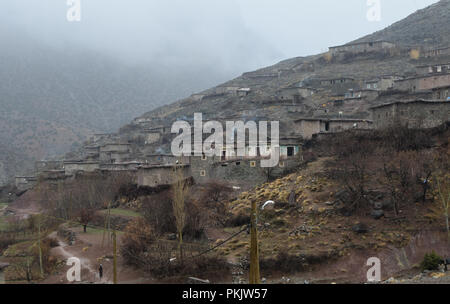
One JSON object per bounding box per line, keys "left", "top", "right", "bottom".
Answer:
{"left": 371, "top": 210, "right": 384, "bottom": 220}
{"left": 352, "top": 223, "right": 369, "bottom": 234}
{"left": 0, "top": 262, "right": 10, "bottom": 271}
{"left": 373, "top": 202, "right": 383, "bottom": 210}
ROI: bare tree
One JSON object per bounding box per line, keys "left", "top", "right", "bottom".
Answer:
{"left": 435, "top": 175, "right": 450, "bottom": 237}
{"left": 79, "top": 208, "right": 94, "bottom": 233}
{"left": 172, "top": 165, "right": 188, "bottom": 261}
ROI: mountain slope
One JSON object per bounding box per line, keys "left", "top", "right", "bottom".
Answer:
{"left": 0, "top": 29, "right": 233, "bottom": 184}
{"left": 353, "top": 0, "right": 450, "bottom": 47}
{"left": 135, "top": 0, "right": 450, "bottom": 124}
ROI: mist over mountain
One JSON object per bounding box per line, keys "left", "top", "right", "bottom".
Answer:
{"left": 0, "top": 27, "right": 277, "bottom": 183}
{"left": 0, "top": 0, "right": 444, "bottom": 185}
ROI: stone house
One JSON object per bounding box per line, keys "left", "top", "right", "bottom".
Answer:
{"left": 370, "top": 100, "right": 450, "bottom": 129}
{"left": 99, "top": 143, "right": 131, "bottom": 164}
{"left": 35, "top": 160, "right": 64, "bottom": 174}
{"left": 143, "top": 131, "right": 161, "bottom": 145}
{"left": 83, "top": 145, "right": 100, "bottom": 160}
{"left": 393, "top": 73, "right": 450, "bottom": 92}
{"left": 237, "top": 88, "right": 251, "bottom": 97}
{"left": 320, "top": 77, "right": 354, "bottom": 86}
{"left": 190, "top": 155, "right": 299, "bottom": 189}
{"left": 15, "top": 176, "right": 37, "bottom": 191}
{"left": 278, "top": 86, "right": 316, "bottom": 103}
{"left": 293, "top": 118, "right": 373, "bottom": 139}
{"left": 329, "top": 41, "right": 395, "bottom": 55}
{"left": 191, "top": 94, "right": 205, "bottom": 102}
{"left": 144, "top": 154, "right": 189, "bottom": 166}
{"left": 423, "top": 46, "right": 450, "bottom": 58}
{"left": 365, "top": 76, "right": 401, "bottom": 91}
{"left": 136, "top": 164, "right": 190, "bottom": 187}
{"left": 432, "top": 86, "right": 450, "bottom": 100}
{"left": 416, "top": 63, "right": 450, "bottom": 75}
{"left": 63, "top": 161, "right": 100, "bottom": 175}
{"left": 100, "top": 162, "right": 141, "bottom": 172}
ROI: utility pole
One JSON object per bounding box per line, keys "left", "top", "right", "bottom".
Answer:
{"left": 38, "top": 215, "right": 44, "bottom": 279}
{"left": 112, "top": 230, "right": 117, "bottom": 284}
{"left": 102, "top": 202, "right": 111, "bottom": 248}
{"left": 249, "top": 200, "right": 260, "bottom": 284}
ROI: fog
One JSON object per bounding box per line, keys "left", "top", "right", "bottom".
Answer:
{"left": 0, "top": 0, "right": 439, "bottom": 74}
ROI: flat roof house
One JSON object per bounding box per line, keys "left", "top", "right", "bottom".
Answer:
{"left": 370, "top": 99, "right": 450, "bottom": 129}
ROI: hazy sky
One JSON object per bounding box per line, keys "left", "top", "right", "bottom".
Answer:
{"left": 0, "top": 0, "right": 439, "bottom": 75}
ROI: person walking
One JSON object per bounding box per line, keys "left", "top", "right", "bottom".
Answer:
{"left": 98, "top": 264, "right": 103, "bottom": 280}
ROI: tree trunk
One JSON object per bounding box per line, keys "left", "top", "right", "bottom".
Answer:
{"left": 446, "top": 212, "right": 449, "bottom": 239}
{"left": 178, "top": 232, "right": 183, "bottom": 262}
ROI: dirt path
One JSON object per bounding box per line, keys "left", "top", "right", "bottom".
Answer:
{"left": 45, "top": 232, "right": 111, "bottom": 284}
{"left": 43, "top": 228, "right": 154, "bottom": 284}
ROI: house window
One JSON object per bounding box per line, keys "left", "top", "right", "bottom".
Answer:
{"left": 250, "top": 161, "right": 256, "bottom": 167}
{"left": 221, "top": 150, "right": 226, "bottom": 161}
{"left": 236, "top": 162, "right": 241, "bottom": 166}
{"left": 200, "top": 170, "right": 206, "bottom": 177}
{"left": 201, "top": 153, "right": 207, "bottom": 160}
{"left": 325, "top": 122, "right": 330, "bottom": 132}
{"left": 287, "top": 147, "right": 294, "bottom": 157}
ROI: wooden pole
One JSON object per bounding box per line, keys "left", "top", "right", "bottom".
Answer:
{"left": 112, "top": 230, "right": 117, "bottom": 284}
{"left": 38, "top": 216, "right": 44, "bottom": 279}
{"left": 249, "top": 200, "right": 260, "bottom": 284}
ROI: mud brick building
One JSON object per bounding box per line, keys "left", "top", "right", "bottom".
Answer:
{"left": 329, "top": 41, "right": 395, "bottom": 55}
{"left": 370, "top": 99, "right": 450, "bottom": 129}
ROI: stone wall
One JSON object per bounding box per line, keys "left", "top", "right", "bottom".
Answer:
{"left": 190, "top": 156, "right": 300, "bottom": 189}
{"left": 136, "top": 165, "right": 190, "bottom": 187}
{"left": 35, "top": 161, "right": 64, "bottom": 174}
{"left": 329, "top": 41, "right": 395, "bottom": 55}
{"left": 371, "top": 100, "right": 450, "bottom": 129}
{"left": 64, "top": 162, "right": 100, "bottom": 175}
{"left": 394, "top": 73, "right": 450, "bottom": 92}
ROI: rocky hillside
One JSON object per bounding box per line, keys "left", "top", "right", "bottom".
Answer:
{"left": 129, "top": 0, "right": 449, "bottom": 141}
{"left": 353, "top": 0, "right": 450, "bottom": 48}
{"left": 0, "top": 28, "right": 232, "bottom": 184}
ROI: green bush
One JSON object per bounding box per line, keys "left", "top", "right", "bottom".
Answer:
{"left": 420, "top": 251, "right": 443, "bottom": 271}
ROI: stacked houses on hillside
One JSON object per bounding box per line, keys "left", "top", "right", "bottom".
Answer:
{"left": 16, "top": 41, "right": 450, "bottom": 192}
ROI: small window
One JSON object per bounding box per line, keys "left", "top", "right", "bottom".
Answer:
{"left": 287, "top": 147, "right": 294, "bottom": 157}
{"left": 236, "top": 162, "right": 241, "bottom": 166}
{"left": 200, "top": 170, "right": 206, "bottom": 177}
{"left": 201, "top": 153, "right": 207, "bottom": 160}
{"left": 250, "top": 161, "right": 256, "bottom": 167}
